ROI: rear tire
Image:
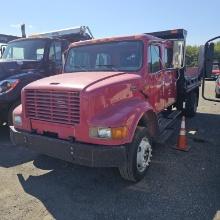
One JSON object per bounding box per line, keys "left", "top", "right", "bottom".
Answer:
{"left": 119, "top": 127, "right": 152, "bottom": 182}
{"left": 185, "top": 92, "right": 198, "bottom": 117}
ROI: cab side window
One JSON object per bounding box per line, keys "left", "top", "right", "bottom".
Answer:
{"left": 148, "top": 45, "right": 161, "bottom": 73}
{"left": 164, "top": 47, "right": 173, "bottom": 68}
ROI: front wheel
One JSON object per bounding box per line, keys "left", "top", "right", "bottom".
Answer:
{"left": 119, "top": 127, "right": 153, "bottom": 182}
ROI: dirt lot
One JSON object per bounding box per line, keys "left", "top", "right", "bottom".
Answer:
{"left": 0, "top": 81, "right": 219, "bottom": 220}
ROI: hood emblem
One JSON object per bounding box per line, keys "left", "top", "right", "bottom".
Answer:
{"left": 56, "top": 100, "right": 67, "bottom": 108}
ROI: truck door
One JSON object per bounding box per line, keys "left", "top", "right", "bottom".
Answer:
{"left": 146, "top": 44, "right": 164, "bottom": 112}
{"left": 163, "top": 46, "right": 177, "bottom": 108}
{"left": 48, "top": 40, "right": 63, "bottom": 75}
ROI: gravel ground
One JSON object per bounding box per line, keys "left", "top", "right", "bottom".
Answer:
{"left": 0, "top": 81, "right": 219, "bottom": 220}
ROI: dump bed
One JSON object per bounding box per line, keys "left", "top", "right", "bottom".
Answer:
{"left": 184, "top": 67, "right": 201, "bottom": 92}
{"left": 185, "top": 67, "right": 200, "bottom": 78}
{"left": 147, "top": 29, "right": 187, "bottom": 41}
{"left": 0, "top": 34, "right": 20, "bottom": 44}
{"left": 29, "top": 26, "right": 93, "bottom": 43}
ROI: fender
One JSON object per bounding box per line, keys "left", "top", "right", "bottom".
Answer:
{"left": 126, "top": 102, "right": 158, "bottom": 142}
{"left": 90, "top": 98, "right": 157, "bottom": 144}
{"left": 0, "top": 71, "right": 44, "bottom": 103}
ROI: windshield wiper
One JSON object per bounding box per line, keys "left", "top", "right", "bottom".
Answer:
{"left": 96, "top": 64, "right": 118, "bottom": 71}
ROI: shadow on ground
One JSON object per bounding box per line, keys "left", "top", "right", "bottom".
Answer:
{"left": 15, "top": 112, "right": 220, "bottom": 220}
{"left": 0, "top": 126, "right": 36, "bottom": 167}
{"left": 0, "top": 125, "right": 10, "bottom": 143}
{"left": 0, "top": 112, "right": 219, "bottom": 219}
{"left": 186, "top": 112, "right": 220, "bottom": 147}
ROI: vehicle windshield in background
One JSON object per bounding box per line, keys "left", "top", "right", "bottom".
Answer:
{"left": 65, "top": 41, "right": 143, "bottom": 72}
{"left": 2, "top": 39, "right": 46, "bottom": 61}
{"left": 212, "top": 64, "right": 220, "bottom": 71}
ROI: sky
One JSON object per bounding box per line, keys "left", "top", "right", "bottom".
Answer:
{"left": 0, "top": 0, "right": 219, "bottom": 45}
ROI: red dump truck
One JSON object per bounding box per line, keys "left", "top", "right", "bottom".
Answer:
{"left": 0, "top": 26, "right": 93, "bottom": 125}
{"left": 10, "top": 29, "right": 201, "bottom": 182}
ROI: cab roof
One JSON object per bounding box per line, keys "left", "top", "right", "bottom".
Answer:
{"left": 8, "top": 37, "right": 53, "bottom": 43}
{"left": 70, "top": 33, "right": 162, "bottom": 48}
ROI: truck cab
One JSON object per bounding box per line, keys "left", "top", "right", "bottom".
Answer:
{"left": 10, "top": 29, "right": 201, "bottom": 182}
{"left": 0, "top": 33, "right": 20, "bottom": 57}
{"left": 0, "top": 26, "right": 93, "bottom": 125}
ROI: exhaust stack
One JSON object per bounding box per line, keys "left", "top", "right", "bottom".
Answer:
{"left": 21, "top": 24, "right": 26, "bottom": 38}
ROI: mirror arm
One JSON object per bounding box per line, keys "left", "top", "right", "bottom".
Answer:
{"left": 206, "top": 36, "right": 220, "bottom": 44}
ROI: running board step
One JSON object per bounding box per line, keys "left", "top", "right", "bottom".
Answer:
{"left": 167, "top": 110, "right": 182, "bottom": 119}
{"left": 156, "top": 128, "right": 175, "bottom": 144}
{"left": 159, "top": 118, "right": 175, "bottom": 132}
{"left": 159, "top": 110, "right": 182, "bottom": 132}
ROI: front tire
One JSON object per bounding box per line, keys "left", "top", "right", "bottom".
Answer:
{"left": 119, "top": 127, "right": 152, "bottom": 182}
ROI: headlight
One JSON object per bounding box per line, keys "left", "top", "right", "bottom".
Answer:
{"left": 89, "top": 126, "right": 127, "bottom": 139}
{"left": 0, "top": 79, "right": 19, "bottom": 94}
{"left": 98, "top": 128, "right": 112, "bottom": 138}
{"left": 13, "top": 115, "right": 22, "bottom": 126}
{"left": 90, "top": 127, "right": 112, "bottom": 139}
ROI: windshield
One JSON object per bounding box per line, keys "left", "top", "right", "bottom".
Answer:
{"left": 65, "top": 41, "right": 143, "bottom": 72}
{"left": 213, "top": 64, "right": 220, "bottom": 70}
{"left": 2, "top": 39, "right": 46, "bottom": 61}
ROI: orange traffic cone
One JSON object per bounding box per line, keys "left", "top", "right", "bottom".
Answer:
{"left": 174, "top": 116, "right": 190, "bottom": 151}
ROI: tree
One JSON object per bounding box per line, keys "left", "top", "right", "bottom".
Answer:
{"left": 186, "top": 45, "right": 199, "bottom": 67}
{"left": 185, "top": 42, "right": 220, "bottom": 67}
{"left": 214, "top": 41, "right": 220, "bottom": 60}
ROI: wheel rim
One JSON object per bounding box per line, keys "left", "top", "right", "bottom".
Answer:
{"left": 136, "top": 137, "right": 152, "bottom": 173}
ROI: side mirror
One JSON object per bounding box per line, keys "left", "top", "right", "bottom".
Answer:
{"left": 0, "top": 44, "right": 7, "bottom": 58}
{"left": 62, "top": 50, "right": 68, "bottom": 70}
{"left": 172, "top": 40, "right": 185, "bottom": 68}
{"left": 62, "top": 53, "right": 65, "bottom": 70}
{"left": 202, "top": 36, "right": 220, "bottom": 102}
{"left": 63, "top": 49, "right": 68, "bottom": 60}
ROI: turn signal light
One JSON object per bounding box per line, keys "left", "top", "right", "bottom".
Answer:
{"left": 112, "top": 127, "right": 128, "bottom": 139}
{"left": 90, "top": 126, "right": 128, "bottom": 139}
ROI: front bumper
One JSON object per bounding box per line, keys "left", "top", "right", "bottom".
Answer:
{"left": 10, "top": 126, "right": 127, "bottom": 167}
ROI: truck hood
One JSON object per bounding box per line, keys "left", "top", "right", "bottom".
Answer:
{"left": 0, "top": 60, "right": 42, "bottom": 81}
{"left": 25, "top": 71, "right": 140, "bottom": 91}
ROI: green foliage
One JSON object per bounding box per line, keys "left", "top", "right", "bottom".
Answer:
{"left": 186, "top": 45, "right": 199, "bottom": 67}
{"left": 186, "top": 41, "right": 220, "bottom": 67}
{"left": 214, "top": 41, "right": 220, "bottom": 59}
